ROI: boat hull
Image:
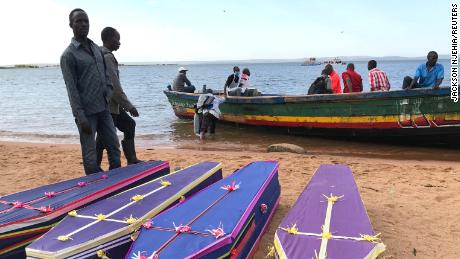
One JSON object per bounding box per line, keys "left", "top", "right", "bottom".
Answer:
{"left": 126, "top": 161, "right": 281, "bottom": 259}
{"left": 0, "top": 161, "right": 169, "bottom": 258}
{"left": 164, "top": 88, "right": 460, "bottom": 137}
{"left": 26, "top": 162, "right": 223, "bottom": 259}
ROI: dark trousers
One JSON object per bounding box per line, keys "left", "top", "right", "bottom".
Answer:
{"left": 183, "top": 85, "right": 196, "bottom": 93}
{"left": 76, "top": 110, "right": 121, "bottom": 175}
{"left": 113, "top": 109, "right": 136, "bottom": 140}
{"left": 96, "top": 109, "right": 136, "bottom": 164}
{"left": 200, "top": 113, "right": 217, "bottom": 134}
{"left": 403, "top": 76, "right": 418, "bottom": 89}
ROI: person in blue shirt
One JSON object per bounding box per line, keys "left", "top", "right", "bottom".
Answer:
{"left": 402, "top": 51, "right": 444, "bottom": 90}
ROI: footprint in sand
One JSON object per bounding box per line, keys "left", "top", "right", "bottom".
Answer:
{"left": 434, "top": 195, "right": 451, "bottom": 202}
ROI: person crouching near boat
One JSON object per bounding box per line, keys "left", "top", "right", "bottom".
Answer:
{"left": 402, "top": 51, "right": 444, "bottom": 90}
{"left": 324, "top": 64, "right": 342, "bottom": 94}
{"left": 172, "top": 67, "right": 196, "bottom": 93}
{"left": 224, "top": 66, "right": 242, "bottom": 96}
{"left": 341, "top": 63, "right": 363, "bottom": 93}
{"left": 194, "top": 91, "right": 224, "bottom": 140}
{"left": 308, "top": 69, "right": 333, "bottom": 95}
{"left": 368, "top": 60, "right": 391, "bottom": 91}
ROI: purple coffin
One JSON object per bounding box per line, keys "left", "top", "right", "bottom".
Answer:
{"left": 274, "top": 164, "right": 385, "bottom": 259}
{"left": 26, "top": 162, "right": 222, "bottom": 259}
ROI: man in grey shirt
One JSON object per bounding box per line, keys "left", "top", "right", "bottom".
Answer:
{"left": 172, "top": 67, "right": 195, "bottom": 93}
{"left": 96, "top": 27, "right": 142, "bottom": 166}
{"left": 60, "top": 8, "right": 121, "bottom": 175}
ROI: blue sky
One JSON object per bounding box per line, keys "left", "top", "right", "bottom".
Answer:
{"left": 0, "top": 0, "right": 451, "bottom": 64}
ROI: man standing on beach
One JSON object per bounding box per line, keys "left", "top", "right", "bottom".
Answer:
{"left": 60, "top": 9, "right": 121, "bottom": 175}
{"left": 96, "top": 27, "right": 142, "bottom": 166}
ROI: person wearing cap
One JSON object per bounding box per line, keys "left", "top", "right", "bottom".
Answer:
{"left": 172, "top": 67, "right": 195, "bottom": 93}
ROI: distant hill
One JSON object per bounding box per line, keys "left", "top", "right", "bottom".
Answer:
{"left": 123, "top": 54, "right": 450, "bottom": 65}
{"left": 0, "top": 54, "right": 449, "bottom": 67}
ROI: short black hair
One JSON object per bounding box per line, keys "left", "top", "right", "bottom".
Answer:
{"left": 101, "top": 27, "right": 118, "bottom": 43}
{"left": 233, "top": 66, "right": 240, "bottom": 72}
{"left": 427, "top": 51, "right": 438, "bottom": 58}
{"left": 69, "top": 8, "right": 86, "bottom": 24}
{"left": 368, "top": 60, "right": 377, "bottom": 69}
{"left": 347, "top": 63, "right": 355, "bottom": 70}
{"left": 242, "top": 68, "right": 250, "bottom": 76}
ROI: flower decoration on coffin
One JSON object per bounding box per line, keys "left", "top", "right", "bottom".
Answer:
{"left": 44, "top": 191, "right": 56, "bottom": 198}
{"left": 206, "top": 222, "right": 225, "bottom": 239}
{"left": 260, "top": 203, "right": 268, "bottom": 214}
{"left": 142, "top": 220, "right": 154, "bottom": 229}
{"left": 12, "top": 201, "right": 25, "bottom": 208}
{"left": 37, "top": 205, "right": 54, "bottom": 213}
{"left": 221, "top": 181, "right": 241, "bottom": 192}
{"left": 173, "top": 222, "right": 191, "bottom": 233}
{"left": 131, "top": 251, "right": 157, "bottom": 259}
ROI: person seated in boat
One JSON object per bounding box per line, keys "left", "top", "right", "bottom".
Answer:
{"left": 403, "top": 51, "right": 444, "bottom": 90}
{"left": 308, "top": 69, "right": 333, "bottom": 95}
{"left": 237, "top": 68, "right": 259, "bottom": 96}
{"left": 224, "top": 66, "right": 241, "bottom": 96}
{"left": 324, "top": 64, "right": 342, "bottom": 94}
{"left": 172, "top": 67, "right": 196, "bottom": 93}
{"left": 368, "top": 60, "right": 391, "bottom": 91}
{"left": 195, "top": 90, "right": 224, "bottom": 140}
{"left": 341, "top": 63, "right": 363, "bottom": 93}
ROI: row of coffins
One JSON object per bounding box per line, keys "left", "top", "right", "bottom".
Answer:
{"left": 0, "top": 160, "right": 170, "bottom": 258}
{"left": 1, "top": 160, "right": 385, "bottom": 258}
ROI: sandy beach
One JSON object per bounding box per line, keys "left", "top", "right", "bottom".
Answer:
{"left": 1, "top": 141, "right": 459, "bottom": 258}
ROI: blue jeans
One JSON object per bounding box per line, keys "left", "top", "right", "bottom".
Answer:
{"left": 75, "top": 110, "right": 121, "bottom": 175}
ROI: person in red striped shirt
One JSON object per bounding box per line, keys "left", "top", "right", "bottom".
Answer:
{"left": 368, "top": 60, "right": 391, "bottom": 91}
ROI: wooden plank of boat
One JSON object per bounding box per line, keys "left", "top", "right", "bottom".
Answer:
{"left": 26, "top": 162, "right": 222, "bottom": 259}
{"left": 164, "top": 87, "right": 460, "bottom": 137}
{"left": 126, "top": 161, "right": 281, "bottom": 259}
{"left": 0, "top": 160, "right": 169, "bottom": 258}
{"left": 274, "top": 164, "right": 385, "bottom": 259}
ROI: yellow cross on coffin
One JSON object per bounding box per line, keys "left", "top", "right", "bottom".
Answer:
{"left": 277, "top": 194, "right": 383, "bottom": 259}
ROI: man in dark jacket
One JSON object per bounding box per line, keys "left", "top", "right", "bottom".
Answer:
{"left": 224, "top": 66, "right": 241, "bottom": 96}
{"left": 308, "top": 70, "right": 333, "bottom": 95}
{"left": 96, "top": 27, "right": 142, "bottom": 166}
{"left": 61, "top": 9, "right": 120, "bottom": 175}
{"left": 172, "top": 67, "right": 195, "bottom": 93}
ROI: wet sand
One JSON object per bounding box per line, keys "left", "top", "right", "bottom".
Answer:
{"left": 1, "top": 141, "right": 459, "bottom": 258}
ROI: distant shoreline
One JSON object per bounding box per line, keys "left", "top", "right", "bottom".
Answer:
{"left": 0, "top": 55, "right": 450, "bottom": 68}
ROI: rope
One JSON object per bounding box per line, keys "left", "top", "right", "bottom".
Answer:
{"left": 0, "top": 174, "right": 109, "bottom": 214}
{"left": 277, "top": 193, "right": 382, "bottom": 259}
{"left": 144, "top": 184, "right": 237, "bottom": 258}
{"left": 56, "top": 183, "right": 168, "bottom": 241}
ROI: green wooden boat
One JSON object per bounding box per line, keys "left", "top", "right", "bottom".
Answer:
{"left": 164, "top": 87, "right": 460, "bottom": 137}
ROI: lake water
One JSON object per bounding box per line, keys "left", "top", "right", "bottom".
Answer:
{"left": 0, "top": 59, "right": 453, "bottom": 153}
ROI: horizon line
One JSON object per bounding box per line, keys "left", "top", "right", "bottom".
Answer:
{"left": 0, "top": 54, "right": 450, "bottom": 67}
